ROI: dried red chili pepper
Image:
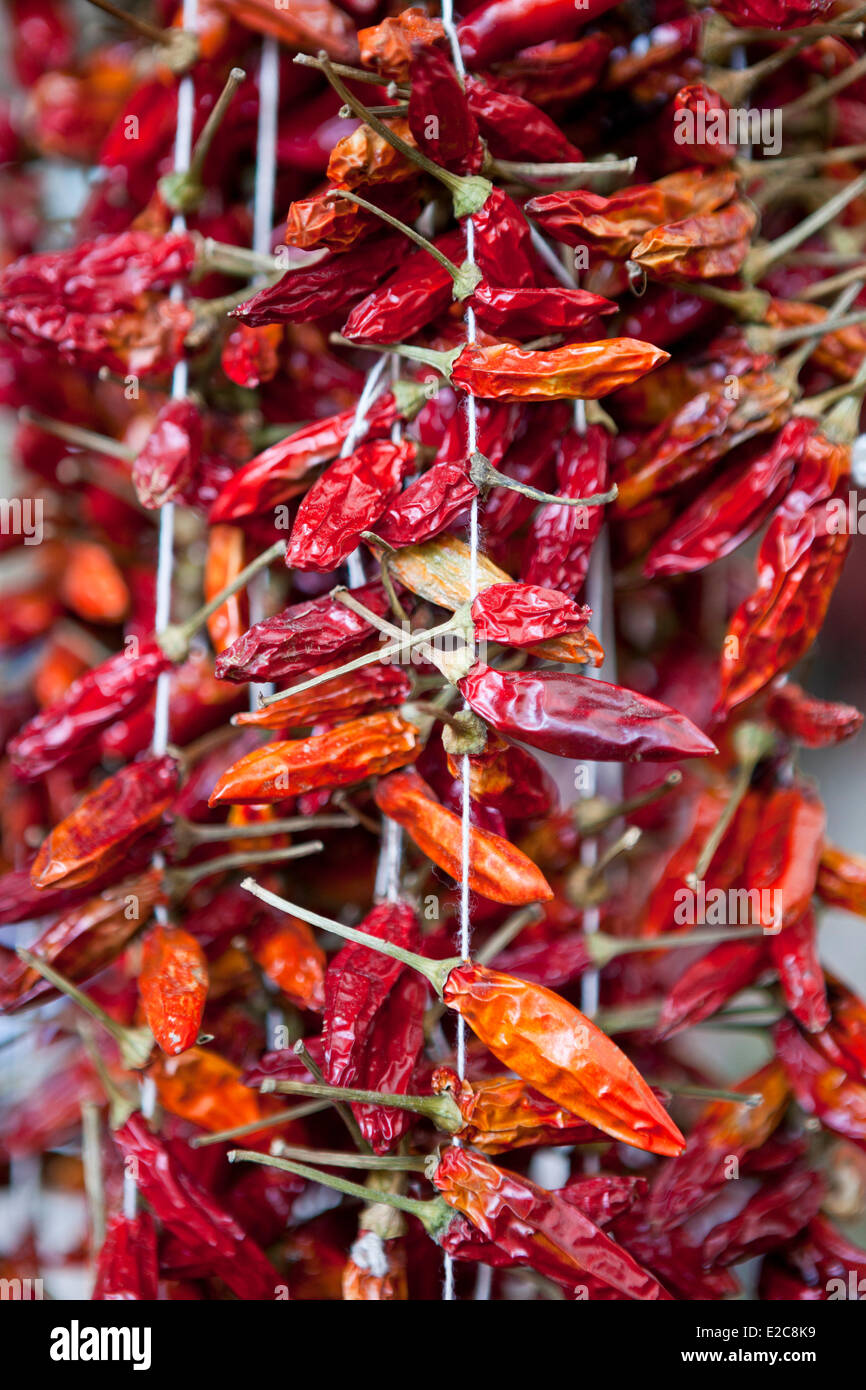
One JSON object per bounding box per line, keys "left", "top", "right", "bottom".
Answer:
{"left": 743, "top": 786, "right": 826, "bottom": 931}
{"left": 31, "top": 754, "right": 180, "bottom": 891}
{"left": 817, "top": 844, "right": 866, "bottom": 916}
{"left": 447, "top": 338, "right": 669, "bottom": 402}
{"left": 470, "top": 583, "right": 592, "bottom": 648}
{"left": 524, "top": 424, "right": 609, "bottom": 591}
{"left": 139, "top": 922, "right": 208, "bottom": 1056}
{"left": 209, "top": 712, "right": 420, "bottom": 805}
{"left": 469, "top": 283, "right": 616, "bottom": 340}
{"left": 459, "top": 663, "right": 716, "bottom": 762}
{"left": 92, "top": 1211, "right": 159, "bottom": 1302}
{"left": 656, "top": 939, "right": 767, "bottom": 1039}
{"left": 132, "top": 398, "right": 202, "bottom": 510}
{"left": 631, "top": 201, "right": 758, "bottom": 282}
{"left": 770, "top": 909, "right": 830, "bottom": 1033}
{"left": 408, "top": 44, "right": 481, "bottom": 175}
{"left": 114, "top": 1113, "right": 282, "bottom": 1300}
{"left": 767, "top": 682, "right": 864, "bottom": 747}
{"left": 209, "top": 394, "right": 400, "bottom": 523}
{"left": 232, "top": 235, "right": 402, "bottom": 328}
{"left": 214, "top": 581, "right": 392, "bottom": 684}
{"left": 374, "top": 767, "right": 553, "bottom": 906}
{"left": 456, "top": 0, "right": 621, "bottom": 68}
{"left": 374, "top": 463, "right": 478, "bottom": 548}
{"left": 285, "top": 439, "right": 415, "bottom": 571}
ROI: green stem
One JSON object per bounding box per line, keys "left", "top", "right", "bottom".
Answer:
{"left": 293, "top": 1039, "right": 370, "bottom": 1153}
{"left": 270, "top": 1142, "right": 424, "bottom": 1171}
{"left": 160, "top": 68, "right": 246, "bottom": 212}
{"left": 800, "top": 266, "right": 866, "bottom": 300}
{"left": 744, "top": 172, "right": 866, "bottom": 282}
{"left": 686, "top": 724, "right": 775, "bottom": 888}
{"left": 332, "top": 191, "right": 480, "bottom": 300}
{"left": 173, "top": 815, "right": 353, "bottom": 848}
{"left": 590, "top": 926, "right": 767, "bottom": 969}
{"left": 317, "top": 53, "right": 491, "bottom": 218}
{"left": 241, "top": 877, "right": 458, "bottom": 996}
{"left": 18, "top": 408, "right": 134, "bottom": 462}
{"left": 190, "top": 1101, "right": 331, "bottom": 1147}
{"left": 647, "top": 1079, "right": 763, "bottom": 1106}
{"left": 780, "top": 50, "right": 866, "bottom": 120}
{"left": 668, "top": 280, "right": 770, "bottom": 322}
{"left": 259, "top": 1078, "right": 462, "bottom": 1132}
{"left": 737, "top": 143, "right": 866, "bottom": 178}
{"left": 293, "top": 52, "right": 410, "bottom": 90}
{"left": 331, "top": 333, "right": 460, "bottom": 379}
{"left": 575, "top": 770, "right": 682, "bottom": 835}
{"left": 470, "top": 452, "right": 618, "bottom": 508}
{"left": 491, "top": 156, "right": 635, "bottom": 188}
{"left": 157, "top": 539, "right": 285, "bottom": 661}
{"left": 751, "top": 305, "right": 866, "bottom": 351}
{"left": 227, "top": 1150, "right": 453, "bottom": 1236}
{"left": 17, "top": 950, "right": 153, "bottom": 1070}
{"left": 167, "top": 842, "right": 324, "bottom": 892}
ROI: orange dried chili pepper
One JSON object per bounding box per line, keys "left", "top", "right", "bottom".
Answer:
{"left": 60, "top": 541, "right": 129, "bottom": 624}
{"left": 630, "top": 200, "right": 757, "bottom": 282}
{"left": 151, "top": 1046, "right": 276, "bottom": 1134}
{"left": 31, "top": 755, "right": 180, "bottom": 891}
{"left": 817, "top": 843, "right": 866, "bottom": 916}
{"left": 248, "top": 913, "right": 326, "bottom": 1013}
{"left": 374, "top": 767, "right": 554, "bottom": 907}
{"left": 358, "top": 8, "right": 445, "bottom": 81}
{"left": 205, "top": 524, "right": 248, "bottom": 655}
{"left": 449, "top": 338, "right": 669, "bottom": 402}
{"left": 234, "top": 660, "right": 411, "bottom": 731}
{"left": 209, "top": 712, "right": 420, "bottom": 806}
{"left": 140, "top": 922, "right": 209, "bottom": 1056}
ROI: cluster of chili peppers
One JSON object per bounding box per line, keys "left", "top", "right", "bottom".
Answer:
{"left": 1, "top": 0, "right": 866, "bottom": 1305}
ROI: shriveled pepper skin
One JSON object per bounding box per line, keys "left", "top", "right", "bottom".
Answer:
{"left": 209, "top": 712, "right": 420, "bottom": 804}
{"left": 451, "top": 339, "right": 669, "bottom": 402}
{"left": 442, "top": 963, "right": 685, "bottom": 1156}
{"left": 744, "top": 786, "right": 826, "bottom": 930}
{"left": 456, "top": 0, "right": 621, "bottom": 68}
{"left": 374, "top": 768, "right": 553, "bottom": 906}
{"left": 31, "top": 754, "right": 180, "bottom": 890}
{"left": 92, "top": 1211, "right": 158, "bottom": 1301}
{"left": 285, "top": 439, "right": 415, "bottom": 571}
{"left": 459, "top": 663, "right": 716, "bottom": 762}
{"left": 433, "top": 1146, "right": 672, "bottom": 1300}
{"left": 8, "top": 640, "right": 171, "bottom": 780}
{"left": 234, "top": 661, "right": 411, "bottom": 731}
{"left": 140, "top": 923, "right": 208, "bottom": 1056}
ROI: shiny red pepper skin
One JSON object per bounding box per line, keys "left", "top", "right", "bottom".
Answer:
{"left": 342, "top": 230, "right": 465, "bottom": 345}
{"left": 435, "top": 1146, "right": 672, "bottom": 1300}
{"left": 656, "top": 940, "right": 767, "bottom": 1039}
{"left": 353, "top": 971, "right": 428, "bottom": 1153}
{"left": 471, "top": 583, "right": 591, "bottom": 647}
{"left": 457, "top": 0, "right": 621, "bottom": 68}
{"left": 469, "top": 284, "right": 616, "bottom": 339}
{"left": 92, "top": 1211, "right": 159, "bottom": 1301}
{"left": 114, "top": 1114, "right": 282, "bottom": 1300}
{"left": 524, "top": 424, "right": 609, "bottom": 592}
{"left": 744, "top": 787, "right": 826, "bottom": 931}
{"left": 769, "top": 910, "right": 830, "bottom": 1033}
{"left": 644, "top": 419, "right": 815, "bottom": 578}
{"left": 375, "top": 463, "right": 478, "bottom": 547}
{"left": 408, "top": 45, "right": 481, "bottom": 174}
{"left": 8, "top": 640, "right": 172, "bottom": 780}
{"left": 214, "top": 581, "right": 391, "bottom": 683}
{"left": 232, "top": 235, "right": 402, "bottom": 326}
{"left": 285, "top": 439, "right": 415, "bottom": 571}
{"left": 767, "top": 682, "right": 864, "bottom": 747}
{"left": 459, "top": 663, "right": 717, "bottom": 762}
{"left": 132, "top": 399, "right": 202, "bottom": 510}
{"left": 464, "top": 75, "right": 583, "bottom": 163}
{"left": 209, "top": 394, "right": 399, "bottom": 523}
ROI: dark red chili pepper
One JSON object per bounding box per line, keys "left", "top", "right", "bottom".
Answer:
{"left": 656, "top": 940, "right": 767, "bottom": 1039}
{"left": 133, "top": 399, "right": 202, "bottom": 510}
{"left": 285, "top": 438, "right": 416, "bottom": 571}
{"left": 469, "top": 283, "right": 616, "bottom": 339}
{"left": 769, "top": 909, "right": 830, "bottom": 1033}
{"left": 457, "top": 0, "right": 621, "bottom": 69}
{"left": 214, "top": 581, "right": 392, "bottom": 683}
{"left": 471, "top": 583, "right": 592, "bottom": 648}
{"left": 464, "top": 74, "right": 583, "bottom": 163}
{"left": 92, "top": 1211, "right": 159, "bottom": 1301}
{"left": 375, "top": 462, "right": 478, "bottom": 548}
{"left": 341, "top": 230, "right": 466, "bottom": 346}
{"left": 232, "top": 235, "right": 402, "bottom": 327}
{"left": 459, "top": 663, "right": 717, "bottom": 762}
{"left": 408, "top": 44, "right": 481, "bottom": 175}
{"left": 523, "top": 424, "right": 609, "bottom": 592}
{"left": 766, "top": 682, "right": 864, "bottom": 747}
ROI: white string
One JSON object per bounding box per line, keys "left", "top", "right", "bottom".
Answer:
{"left": 248, "top": 35, "right": 280, "bottom": 710}
{"left": 440, "top": 0, "right": 478, "bottom": 1304}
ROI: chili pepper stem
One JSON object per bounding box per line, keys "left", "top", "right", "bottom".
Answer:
{"left": 701, "top": 9, "right": 866, "bottom": 59}
{"left": 78, "top": 1022, "right": 138, "bottom": 1129}
{"left": 646, "top": 1079, "right": 764, "bottom": 1106}
{"left": 260, "top": 1078, "right": 462, "bottom": 1129}
{"left": 331, "top": 333, "right": 460, "bottom": 380}
{"left": 738, "top": 143, "right": 866, "bottom": 179}
{"left": 668, "top": 280, "right": 770, "bottom": 322}
{"left": 190, "top": 1100, "right": 331, "bottom": 1147}
{"left": 781, "top": 51, "right": 866, "bottom": 121}
{"left": 708, "top": 36, "right": 814, "bottom": 107}
{"left": 589, "top": 925, "right": 768, "bottom": 969}
{"left": 800, "top": 265, "right": 866, "bottom": 300}
{"left": 293, "top": 1039, "right": 371, "bottom": 1153}
{"left": 157, "top": 539, "right": 285, "bottom": 661}
{"left": 17, "top": 949, "right": 153, "bottom": 1070}
{"left": 315, "top": 51, "right": 491, "bottom": 218}
{"left": 292, "top": 52, "right": 410, "bottom": 91}
{"left": 686, "top": 723, "right": 775, "bottom": 888}
{"left": 173, "top": 814, "right": 353, "bottom": 847}
{"left": 192, "top": 235, "right": 287, "bottom": 279}
{"left": 227, "top": 1149, "right": 453, "bottom": 1236}
{"left": 160, "top": 68, "right": 246, "bottom": 212}
{"left": 84, "top": 0, "right": 198, "bottom": 70}
{"left": 470, "top": 451, "right": 618, "bottom": 508}
{"left": 749, "top": 305, "right": 866, "bottom": 353}
{"left": 491, "top": 156, "right": 636, "bottom": 188}
{"left": 18, "top": 408, "right": 135, "bottom": 462}
{"left": 744, "top": 172, "right": 866, "bottom": 282}
{"left": 795, "top": 354, "right": 866, "bottom": 438}
{"left": 477, "top": 905, "right": 545, "bottom": 966}
{"left": 167, "top": 842, "right": 324, "bottom": 893}
{"left": 269, "top": 1141, "right": 425, "bottom": 1170}
{"left": 575, "top": 770, "right": 682, "bottom": 835}
{"left": 328, "top": 191, "right": 481, "bottom": 300}
{"left": 242, "top": 876, "right": 460, "bottom": 994}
